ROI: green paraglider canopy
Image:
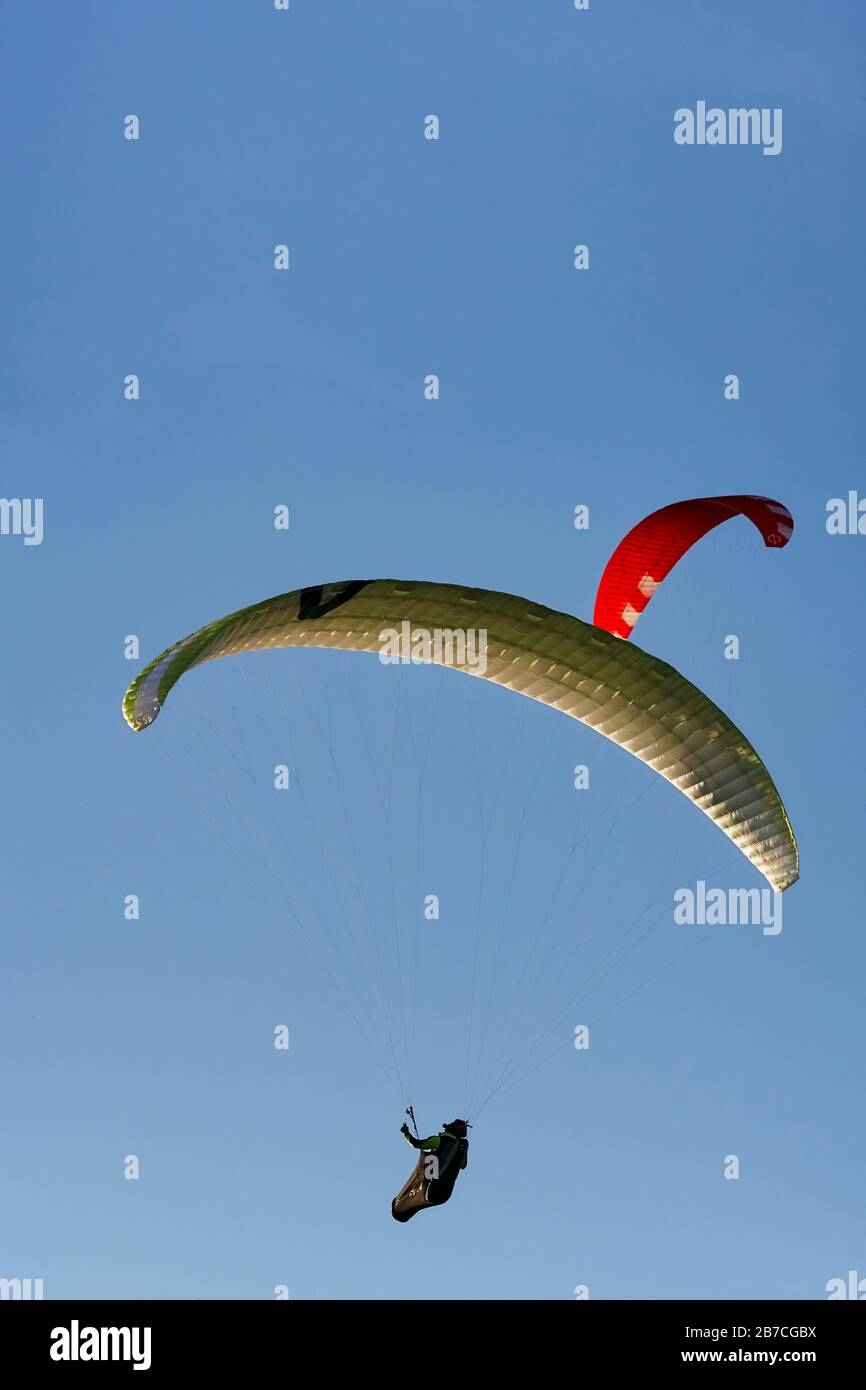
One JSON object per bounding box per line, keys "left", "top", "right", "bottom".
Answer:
{"left": 123, "top": 577, "right": 798, "bottom": 892}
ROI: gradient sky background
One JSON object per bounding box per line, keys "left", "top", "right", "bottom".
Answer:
{"left": 2, "top": 2, "right": 865, "bottom": 1301}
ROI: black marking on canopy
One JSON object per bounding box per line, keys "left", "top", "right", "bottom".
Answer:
{"left": 297, "top": 580, "right": 370, "bottom": 622}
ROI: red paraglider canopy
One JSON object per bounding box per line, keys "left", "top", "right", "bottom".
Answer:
{"left": 593, "top": 494, "right": 794, "bottom": 640}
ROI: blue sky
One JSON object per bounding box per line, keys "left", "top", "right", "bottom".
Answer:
{"left": 2, "top": 1, "right": 864, "bottom": 1300}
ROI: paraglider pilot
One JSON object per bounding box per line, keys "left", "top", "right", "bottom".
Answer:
{"left": 391, "top": 1119, "right": 469, "bottom": 1222}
